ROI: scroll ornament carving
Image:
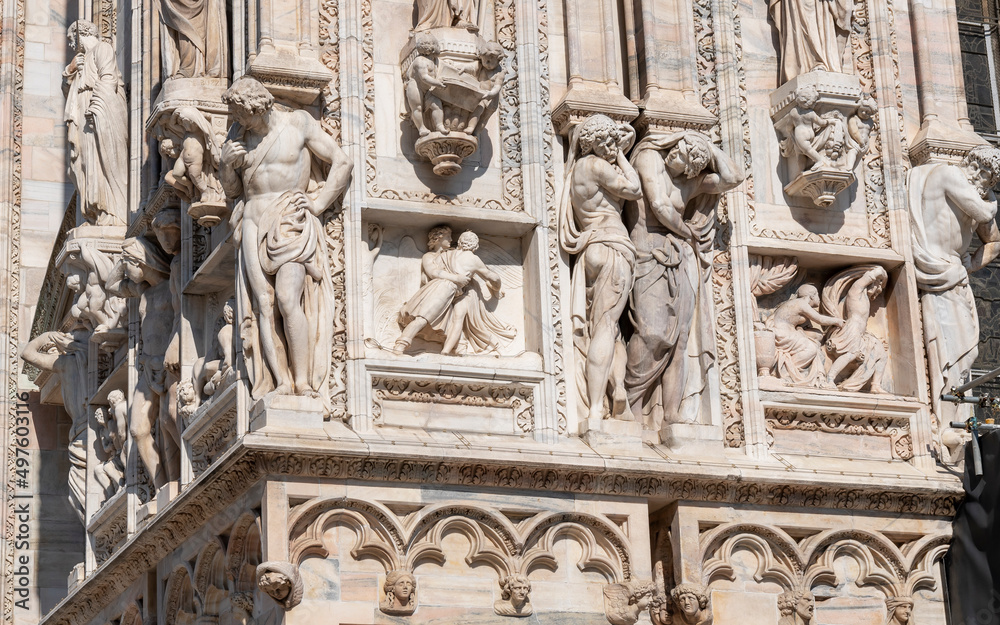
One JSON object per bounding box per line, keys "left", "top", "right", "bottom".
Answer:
{"left": 604, "top": 580, "right": 656, "bottom": 625}
{"left": 63, "top": 19, "right": 129, "bottom": 227}
{"left": 494, "top": 574, "right": 532, "bottom": 617}
{"left": 560, "top": 114, "right": 642, "bottom": 422}
{"left": 220, "top": 76, "right": 353, "bottom": 410}
{"left": 159, "top": 107, "right": 228, "bottom": 227}
{"left": 625, "top": 130, "right": 743, "bottom": 432}
{"left": 255, "top": 562, "right": 303, "bottom": 610}
{"left": 400, "top": 16, "right": 504, "bottom": 176}
{"left": 380, "top": 570, "right": 417, "bottom": 615}
{"left": 909, "top": 145, "right": 1000, "bottom": 460}
{"left": 394, "top": 227, "right": 515, "bottom": 355}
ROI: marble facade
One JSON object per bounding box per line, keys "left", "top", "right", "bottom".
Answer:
{"left": 0, "top": 0, "right": 989, "bottom": 624}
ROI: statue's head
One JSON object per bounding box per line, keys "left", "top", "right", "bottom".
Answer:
{"left": 795, "top": 283, "right": 821, "bottom": 308}
{"left": 223, "top": 77, "right": 275, "bottom": 129}
{"left": 384, "top": 570, "right": 416, "bottom": 604}
{"left": 668, "top": 134, "right": 712, "bottom": 179}
{"left": 500, "top": 574, "right": 531, "bottom": 606}
{"left": 670, "top": 583, "right": 709, "bottom": 617}
{"left": 479, "top": 41, "right": 504, "bottom": 70}
{"left": 121, "top": 237, "right": 171, "bottom": 284}
{"left": 457, "top": 230, "right": 480, "bottom": 252}
{"left": 885, "top": 597, "right": 913, "bottom": 625}
{"left": 414, "top": 32, "right": 440, "bottom": 57}
{"left": 577, "top": 114, "right": 622, "bottom": 162}
{"left": 67, "top": 20, "right": 98, "bottom": 51}
{"left": 962, "top": 145, "right": 1000, "bottom": 192}
{"left": 151, "top": 208, "right": 182, "bottom": 256}
{"left": 427, "top": 226, "right": 453, "bottom": 251}
{"left": 778, "top": 590, "right": 814, "bottom": 623}
{"left": 795, "top": 86, "right": 820, "bottom": 109}
{"left": 107, "top": 389, "right": 126, "bottom": 407}
{"left": 856, "top": 96, "right": 877, "bottom": 121}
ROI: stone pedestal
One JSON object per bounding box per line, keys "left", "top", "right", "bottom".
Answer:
{"left": 581, "top": 417, "right": 644, "bottom": 453}
{"left": 658, "top": 422, "right": 723, "bottom": 453}
{"left": 250, "top": 393, "right": 325, "bottom": 432}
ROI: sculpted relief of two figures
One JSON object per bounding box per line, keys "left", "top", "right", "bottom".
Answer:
{"left": 560, "top": 114, "right": 744, "bottom": 434}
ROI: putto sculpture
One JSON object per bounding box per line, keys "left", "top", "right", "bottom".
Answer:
{"left": 162, "top": 106, "right": 228, "bottom": 226}
{"left": 63, "top": 19, "right": 129, "bottom": 227}
{"left": 908, "top": 145, "right": 1000, "bottom": 458}
{"left": 670, "top": 583, "right": 711, "bottom": 625}
{"left": 494, "top": 574, "right": 532, "bottom": 617}
{"left": 220, "top": 76, "right": 353, "bottom": 408}
{"left": 394, "top": 227, "right": 514, "bottom": 356}
{"left": 603, "top": 580, "right": 656, "bottom": 625}
{"left": 561, "top": 114, "right": 642, "bottom": 423}
{"left": 380, "top": 570, "right": 417, "bottom": 615}
{"left": 625, "top": 130, "right": 743, "bottom": 432}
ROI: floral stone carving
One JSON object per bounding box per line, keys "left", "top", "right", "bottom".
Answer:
{"left": 380, "top": 570, "right": 417, "bottom": 615}
{"left": 400, "top": 28, "right": 504, "bottom": 176}
{"left": 770, "top": 73, "right": 871, "bottom": 207}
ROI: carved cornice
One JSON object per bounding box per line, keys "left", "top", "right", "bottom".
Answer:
{"left": 37, "top": 439, "right": 962, "bottom": 625}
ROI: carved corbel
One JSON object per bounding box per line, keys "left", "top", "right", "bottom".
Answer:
{"left": 255, "top": 561, "right": 303, "bottom": 610}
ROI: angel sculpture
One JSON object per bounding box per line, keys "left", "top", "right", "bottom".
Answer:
{"left": 164, "top": 106, "right": 227, "bottom": 226}
{"left": 821, "top": 264, "right": 889, "bottom": 393}
{"left": 394, "top": 227, "right": 515, "bottom": 355}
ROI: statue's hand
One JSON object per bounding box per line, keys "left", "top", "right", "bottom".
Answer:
{"left": 222, "top": 140, "right": 248, "bottom": 169}
{"left": 452, "top": 272, "right": 471, "bottom": 288}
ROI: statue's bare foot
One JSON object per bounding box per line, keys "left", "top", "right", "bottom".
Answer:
{"left": 870, "top": 384, "right": 888, "bottom": 394}
{"left": 273, "top": 383, "right": 293, "bottom": 395}
{"left": 419, "top": 128, "right": 430, "bottom": 137}
{"left": 611, "top": 388, "right": 633, "bottom": 421}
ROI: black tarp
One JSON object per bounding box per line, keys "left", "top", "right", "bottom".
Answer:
{"left": 947, "top": 430, "right": 1000, "bottom": 625}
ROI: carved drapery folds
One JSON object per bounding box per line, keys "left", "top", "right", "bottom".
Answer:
{"left": 399, "top": 18, "right": 505, "bottom": 176}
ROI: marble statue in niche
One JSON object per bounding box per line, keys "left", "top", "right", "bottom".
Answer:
{"left": 821, "top": 264, "right": 889, "bottom": 393}
{"left": 394, "top": 227, "right": 514, "bottom": 355}
{"left": 94, "top": 392, "right": 127, "bottom": 500}
{"left": 885, "top": 597, "right": 913, "bottom": 625}
{"left": 603, "top": 580, "right": 656, "bottom": 625}
{"left": 768, "top": 0, "right": 852, "bottom": 83}
{"left": 63, "top": 19, "right": 129, "bottom": 227}
{"left": 162, "top": 106, "right": 228, "bottom": 227}
{"left": 220, "top": 76, "right": 353, "bottom": 409}
{"left": 908, "top": 145, "right": 1000, "bottom": 458}
{"left": 624, "top": 130, "right": 743, "bottom": 431}
{"left": 560, "top": 114, "right": 642, "bottom": 422}
{"left": 399, "top": 4, "right": 506, "bottom": 176}
{"left": 494, "top": 574, "right": 532, "bottom": 617}
{"left": 192, "top": 298, "right": 235, "bottom": 399}
{"left": 777, "top": 590, "right": 815, "bottom": 625}
{"left": 845, "top": 97, "right": 876, "bottom": 171}
{"left": 157, "top": 0, "right": 227, "bottom": 79}
{"left": 21, "top": 330, "right": 90, "bottom": 522}
{"left": 764, "top": 284, "right": 843, "bottom": 387}
{"left": 670, "top": 583, "right": 711, "bottom": 625}
{"left": 63, "top": 242, "right": 127, "bottom": 340}
{"left": 107, "top": 234, "right": 180, "bottom": 488}
{"left": 380, "top": 570, "right": 417, "bottom": 615}
{"left": 414, "top": 0, "right": 481, "bottom": 31}
{"left": 256, "top": 562, "right": 303, "bottom": 610}
{"left": 177, "top": 378, "right": 199, "bottom": 424}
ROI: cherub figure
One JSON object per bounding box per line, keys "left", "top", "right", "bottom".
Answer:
{"left": 765, "top": 284, "right": 843, "bottom": 387}
{"left": 775, "top": 86, "right": 835, "bottom": 171}
{"left": 845, "top": 97, "right": 876, "bottom": 171}
{"left": 404, "top": 33, "right": 446, "bottom": 137}
{"left": 464, "top": 41, "right": 504, "bottom": 135}
{"left": 822, "top": 264, "right": 889, "bottom": 393}
{"left": 93, "top": 399, "right": 126, "bottom": 498}
{"left": 164, "top": 107, "right": 224, "bottom": 208}
{"left": 192, "top": 298, "right": 235, "bottom": 398}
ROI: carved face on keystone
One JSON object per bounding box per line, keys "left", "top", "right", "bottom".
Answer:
{"left": 795, "top": 595, "right": 814, "bottom": 621}
{"left": 392, "top": 577, "right": 414, "bottom": 603}
{"left": 678, "top": 592, "right": 700, "bottom": 617}
{"left": 259, "top": 572, "right": 292, "bottom": 601}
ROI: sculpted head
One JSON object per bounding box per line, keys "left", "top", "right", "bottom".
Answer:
{"left": 457, "top": 230, "right": 480, "bottom": 252}
{"left": 500, "top": 574, "right": 531, "bottom": 607}
{"left": 427, "top": 226, "right": 453, "bottom": 251}
{"left": 795, "top": 86, "right": 819, "bottom": 109}
{"left": 856, "top": 96, "right": 877, "bottom": 121}
{"left": 415, "top": 32, "right": 440, "bottom": 57}
{"left": 107, "top": 389, "right": 126, "bottom": 407}
{"left": 121, "top": 236, "right": 171, "bottom": 284}
{"left": 778, "top": 590, "right": 815, "bottom": 624}
{"left": 962, "top": 145, "right": 1000, "bottom": 193}
{"left": 67, "top": 20, "right": 98, "bottom": 51}
{"left": 223, "top": 77, "right": 275, "bottom": 129}
{"left": 577, "top": 114, "right": 621, "bottom": 162}
{"left": 885, "top": 597, "right": 913, "bottom": 625}
{"left": 479, "top": 41, "right": 504, "bottom": 70}
{"left": 384, "top": 570, "right": 416, "bottom": 605}
{"left": 151, "top": 208, "right": 182, "bottom": 256}
{"left": 795, "top": 283, "right": 821, "bottom": 309}
{"left": 670, "top": 583, "right": 709, "bottom": 618}
{"left": 668, "top": 134, "right": 712, "bottom": 179}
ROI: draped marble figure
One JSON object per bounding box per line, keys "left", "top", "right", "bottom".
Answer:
{"left": 768, "top": 0, "right": 852, "bottom": 82}
{"left": 63, "top": 20, "right": 129, "bottom": 227}
{"left": 560, "top": 115, "right": 642, "bottom": 422}
{"left": 414, "top": 0, "right": 479, "bottom": 31}
{"left": 220, "top": 77, "right": 353, "bottom": 408}
{"left": 908, "top": 145, "right": 1000, "bottom": 454}
{"left": 625, "top": 132, "right": 743, "bottom": 429}
{"left": 158, "top": 0, "right": 227, "bottom": 78}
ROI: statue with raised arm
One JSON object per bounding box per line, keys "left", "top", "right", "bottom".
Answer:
{"left": 157, "top": 0, "right": 227, "bottom": 78}
{"left": 220, "top": 77, "right": 353, "bottom": 409}
{"left": 560, "top": 114, "right": 643, "bottom": 422}
{"left": 63, "top": 20, "right": 129, "bottom": 227}
{"left": 625, "top": 131, "right": 743, "bottom": 430}
{"left": 908, "top": 145, "right": 1000, "bottom": 458}
{"left": 21, "top": 330, "right": 89, "bottom": 521}
{"left": 768, "top": 0, "right": 852, "bottom": 83}
{"left": 821, "top": 264, "right": 889, "bottom": 393}
{"left": 765, "top": 284, "right": 843, "bottom": 387}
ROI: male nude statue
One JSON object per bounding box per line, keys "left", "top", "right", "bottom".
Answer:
{"left": 908, "top": 145, "right": 1000, "bottom": 458}
{"left": 560, "top": 114, "right": 643, "bottom": 421}
{"left": 220, "top": 77, "right": 353, "bottom": 403}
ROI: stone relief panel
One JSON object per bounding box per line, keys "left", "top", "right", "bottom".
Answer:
{"left": 366, "top": 224, "right": 527, "bottom": 359}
